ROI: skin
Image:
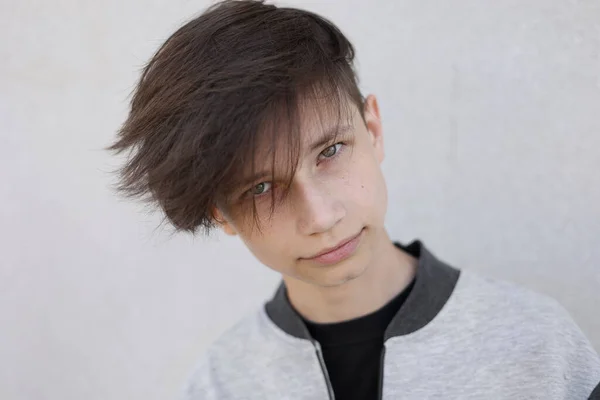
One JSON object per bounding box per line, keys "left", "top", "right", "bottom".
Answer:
{"left": 216, "top": 94, "right": 417, "bottom": 323}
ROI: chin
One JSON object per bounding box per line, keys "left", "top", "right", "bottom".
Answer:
{"left": 314, "top": 260, "right": 369, "bottom": 288}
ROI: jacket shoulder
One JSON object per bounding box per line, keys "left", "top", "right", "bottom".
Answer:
{"left": 451, "top": 271, "right": 600, "bottom": 393}
{"left": 180, "top": 306, "right": 311, "bottom": 400}
{"left": 180, "top": 308, "right": 265, "bottom": 400}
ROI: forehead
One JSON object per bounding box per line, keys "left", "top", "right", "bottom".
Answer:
{"left": 255, "top": 95, "right": 358, "bottom": 161}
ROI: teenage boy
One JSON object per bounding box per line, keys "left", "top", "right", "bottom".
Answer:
{"left": 109, "top": 1, "right": 600, "bottom": 398}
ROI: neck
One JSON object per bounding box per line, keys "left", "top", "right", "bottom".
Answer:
{"left": 285, "top": 231, "right": 417, "bottom": 324}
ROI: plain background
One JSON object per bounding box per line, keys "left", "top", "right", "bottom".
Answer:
{"left": 1, "top": 0, "right": 599, "bottom": 399}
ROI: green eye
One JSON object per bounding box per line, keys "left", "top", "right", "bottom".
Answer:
{"left": 320, "top": 143, "right": 342, "bottom": 158}
{"left": 251, "top": 182, "right": 271, "bottom": 196}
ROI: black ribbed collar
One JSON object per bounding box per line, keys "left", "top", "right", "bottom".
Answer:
{"left": 264, "top": 241, "right": 460, "bottom": 341}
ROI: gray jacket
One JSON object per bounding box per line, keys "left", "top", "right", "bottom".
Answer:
{"left": 183, "top": 242, "right": 600, "bottom": 399}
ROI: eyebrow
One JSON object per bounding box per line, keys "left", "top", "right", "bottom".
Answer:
{"left": 236, "top": 124, "right": 354, "bottom": 191}
{"left": 308, "top": 124, "right": 353, "bottom": 153}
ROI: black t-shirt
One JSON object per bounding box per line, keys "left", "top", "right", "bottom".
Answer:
{"left": 303, "top": 280, "right": 415, "bottom": 400}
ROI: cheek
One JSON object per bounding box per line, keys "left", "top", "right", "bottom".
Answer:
{"left": 342, "top": 157, "right": 387, "bottom": 215}
{"left": 237, "top": 215, "right": 298, "bottom": 271}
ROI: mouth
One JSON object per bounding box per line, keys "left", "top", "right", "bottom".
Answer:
{"left": 303, "top": 228, "right": 365, "bottom": 266}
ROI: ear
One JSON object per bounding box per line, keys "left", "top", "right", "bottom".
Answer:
{"left": 364, "top": 94, "right": 384, "bottom": 163}
{"left": 213, "top": 208, "right": 238, "bottom": 236}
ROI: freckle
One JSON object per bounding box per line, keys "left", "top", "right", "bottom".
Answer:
{"left": 361, "top": 185, "right": 364, "bottom": 189}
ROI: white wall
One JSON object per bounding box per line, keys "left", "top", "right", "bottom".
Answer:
{"left": 1, "top": 0, "right": 599, "bottom": 399}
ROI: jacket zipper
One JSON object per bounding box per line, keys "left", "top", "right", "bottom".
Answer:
{"left": 377, "top": 344, "right": 387, "bottom": 400}
{"left": 314, "top": 341, "right": 387, "bottom": 400}
{"left": 313, "top": 341, "right": 335, "bottom": 400}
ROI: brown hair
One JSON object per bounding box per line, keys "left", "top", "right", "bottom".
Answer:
{"left": 108, "top": 0, "right": 364, "bottom": 234}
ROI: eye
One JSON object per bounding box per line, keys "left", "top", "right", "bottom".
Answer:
{"left": 250, "top": 182, "right": 272, "bottom": 196}
{"left": 319, "top": 143, "right": 343, "bottom": 159}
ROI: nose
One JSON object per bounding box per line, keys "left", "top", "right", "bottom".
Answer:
{"left": 295, "top": 181, "right": 345, "bottom": 236}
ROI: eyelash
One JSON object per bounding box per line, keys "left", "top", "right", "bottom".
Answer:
{"left": 247, "top": 142, "right": 346, "bottom": 198}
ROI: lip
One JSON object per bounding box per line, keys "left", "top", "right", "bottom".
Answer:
{"left": 304, "top": 228, "right": 365, "bottom": 265}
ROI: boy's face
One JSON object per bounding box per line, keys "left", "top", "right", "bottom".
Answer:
{"left": 218, "top": 95, "right": 388, "bottom": 288}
